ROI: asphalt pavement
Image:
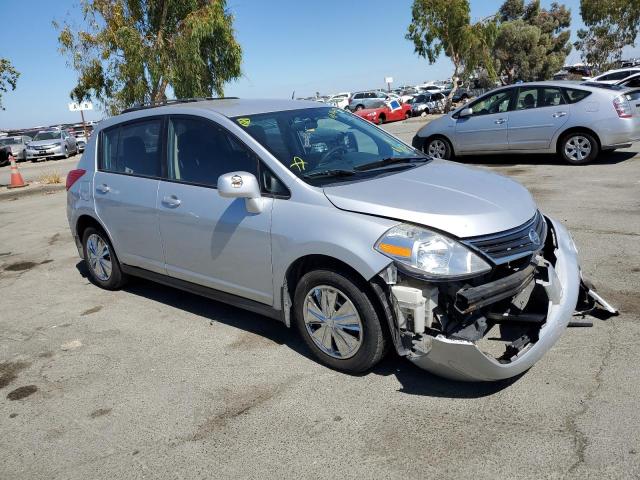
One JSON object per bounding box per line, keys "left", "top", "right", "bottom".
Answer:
{"left": 0, "top": 118, "right": 639, "bottom": 479}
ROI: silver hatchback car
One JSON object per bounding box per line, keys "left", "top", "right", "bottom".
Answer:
{"left": 413, "top": 81, "right": 640, "bottom": 164}
{"left": 66, "top": 98, "right": 613, "bottom": 381}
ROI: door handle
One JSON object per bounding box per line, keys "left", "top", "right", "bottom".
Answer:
{"left": 494, "top": 118, "right": 506, "bottom": 124}
{"left": 552, "top": 111, "right": 567, "bottom": 118}
{"left": 162, "top": 195, "right": 181, "bottom": 208}
{"left": 96, "top": 184, "right": 110, "bottom": 194}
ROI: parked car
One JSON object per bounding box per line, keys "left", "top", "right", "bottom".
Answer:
{"left": 66, "top": 98, "right": 612, "bottom": 381}
{"left": 588, "top": 67, "right": 640, "bottom": 84}
{"left": 409, "top": 92, "right": 446, "bottom": 116}
{"left": 0, "top": 135, "right": 31, "bottom": 162}
{"left": 412, "top": 81, "right": 640, "bottom": 164}
{"left": 348, "top": 91, "right": 389, "bottom": 111}
{"left": 615, "top": 72, "right": 640, "bottom": 88}
{"left": 26, "top": 129, "right": 78, "bottom": 161}
{"left": 70, "top": 125, "right": 93, "bottom": 152}
{"left": 326, "top": 92, "right": 351, "bottom": 110}
{"left": 553, "top": 65, "right": 593, "bottom": 81}
{"left": 354, "top": 99, "right": 411, "bottom": 124}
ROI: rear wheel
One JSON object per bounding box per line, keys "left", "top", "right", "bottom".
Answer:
{"left": 294, "top": 269, "right": 386, "bottom": 373}
{"left": 425, "top": 136, "right": 453, "bottom": 159}
{"left": 82, "top": 227, "right": 126, "bottom": 290}
{"left": 377, "top": 115, "right": 385, "bottom": 125}
{"left": 559, "top": 132, "right": 598, "bottom": 165}
{"left": 355, "top": 104, "right": 364, "bottom": 111}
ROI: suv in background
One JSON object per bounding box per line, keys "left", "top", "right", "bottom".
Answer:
{"left": 65, "top": 98, "right": 608, "bottom": 381}
{"left": 348, "top": 91, "right": 389, "bottom": 111}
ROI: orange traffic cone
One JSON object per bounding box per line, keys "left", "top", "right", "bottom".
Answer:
{"left": 7, "top": 155, "right": 27, "bottom": 189}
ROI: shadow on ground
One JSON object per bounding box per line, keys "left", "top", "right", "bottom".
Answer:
{"left": 454, "top": 150, "right": 636, "bottom": 167}
{"left": 75, "top": 263, "right": 522, "bottom": 399}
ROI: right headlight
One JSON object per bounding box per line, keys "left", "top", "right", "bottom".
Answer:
{"left": 375, "top": 224, "right": 491, "bottom": 279}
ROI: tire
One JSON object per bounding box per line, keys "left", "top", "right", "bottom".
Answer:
{"left": 559, "top": 132, "right": 599, "bottom": 165}
{"left": 293, "top": 269, "right": 387, "bottom": 374}
{"left": 404, "top": 111, "right": 410, "bottom": 120}
{"left": 425, "top": 136, "right": 453, "bottom": 159}
{"left": 63, "top": 146, "right": 69, "bottom": 159}
{"left": 82, "top": 227, "right": 126, "bottom": 290}
{"left": 355, "top": 104, "right": 364, "bottom": 111}
{"left": 377, "top": 115, "right": 385, "bottom": 125}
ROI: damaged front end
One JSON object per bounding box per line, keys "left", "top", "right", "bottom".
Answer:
{"left": 375, "top": 214, "right": 613, "bottom": 382}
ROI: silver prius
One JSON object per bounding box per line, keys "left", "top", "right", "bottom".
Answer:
{"left": 412, "top": 81, "right": 640, "bottom": 164}
{"left": 65, "top": 98, "right": 614, "bottom": 382}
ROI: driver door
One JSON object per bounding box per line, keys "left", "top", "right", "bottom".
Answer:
{"left": 454, "top": 88, "right": 514, "bottom": 153}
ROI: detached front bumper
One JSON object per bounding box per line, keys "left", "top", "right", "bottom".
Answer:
{"left": 393, "top": 218, "right": 581, "bottom": 381}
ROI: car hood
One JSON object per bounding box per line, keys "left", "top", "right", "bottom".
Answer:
{"left": 29, "top": 139, "right": 62, "bottom": 147}
{"left": 322, "top": 160, "right": 538, "bottom": 238}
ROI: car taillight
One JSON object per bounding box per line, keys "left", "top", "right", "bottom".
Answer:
{"left": 613, "top": 95, "right": 633, "bottom": 118}
{"left": 66, "top": 169, "right": 86, "bottom": 190}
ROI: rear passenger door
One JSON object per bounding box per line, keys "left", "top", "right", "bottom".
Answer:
{"left": 94, "top": 118, "right": 166, "bottom": 273}
{"left": 156, "top": 115, "right": 274, "bottom": 305}
{"left": 507, "top": 86, "right": 570, "bottom": 151}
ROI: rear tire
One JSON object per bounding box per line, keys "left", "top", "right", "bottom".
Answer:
{"left": 82, "top": 227, "right": 126, "bottom": 290}
{"left": 377, "top": 115, "right": 385, "bottom": 125}
{"left": 294, "top": 269, "right": 386, "bottom": 374}
{"left": 425, "top": 136, "right": 453, "bottom": 160}
{"left": 355, "top": 104, "right": 364, "bottom": 111}
{"left": 559, "top": 132, "right": 598, "bottom": 165}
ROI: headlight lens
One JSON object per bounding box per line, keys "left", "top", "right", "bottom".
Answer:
{"left": 375, "top": 224, "right": 491, "bottom": 278}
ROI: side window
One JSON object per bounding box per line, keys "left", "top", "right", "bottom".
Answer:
{"left": 540, "top": 88, "right": 565, "bottom": 107}
{"left": 563, "top": 88, "right": 592, "bottom": 104}
{"left": 600, "top": 71, "right": 633, "bottom": 81}
{"left": 468, "top": 90, "right": 512, "bottom": 116}
{"left": 515, "top": 87, "right": 538, "bottom": 110}
{"left": 354, "top": 93, "right": 363, "bottom": 99}
{"left": 167, "top": 116, "right": 258, "bottom": 187}
{"left": 260, "top": 163, "right": 289, "bottom": 197}
{"left": 99, "top": 119, "right": 162, "bottom": 177}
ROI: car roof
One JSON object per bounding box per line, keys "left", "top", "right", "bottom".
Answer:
{"left": 130, "top": 98, "right": 325, "bottom": 117}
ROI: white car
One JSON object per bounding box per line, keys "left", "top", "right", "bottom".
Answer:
{"left": 589, "top": 68, "right": 640, "bottom": 84}
{"left": 326, "top": 92, "right": 351, "bottom": 109}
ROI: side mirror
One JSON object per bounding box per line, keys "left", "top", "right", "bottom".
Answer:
{"left": 217, "top": 171, "right": 264, "bottom": 214}
{"left": 459, "top": 107, "right": 473, "bottom": 117}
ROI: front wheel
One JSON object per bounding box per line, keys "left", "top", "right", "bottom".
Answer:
{"left": 425, "top": 137, "right": 453, "bottom": 159}
{"left": 82, "top": 227, "right": 126, "bottom": 290}
{"left": 559, "top": 132, "right": 598, "bottom": 165}
{"left": 294, "top": 269, "right": 387, "bottom": 373}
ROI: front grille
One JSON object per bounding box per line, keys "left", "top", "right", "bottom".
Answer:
{"left": 463, "top": 211, "right": 547, "bottom": 264}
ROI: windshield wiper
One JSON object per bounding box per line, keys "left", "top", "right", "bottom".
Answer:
{"left": 302, "top": 169, "right": 356, "bottom": 179}
{"left": 354, "top": 156, "right": 429, "bottom": 172}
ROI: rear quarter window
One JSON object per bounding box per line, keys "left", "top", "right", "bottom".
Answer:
{"left": 563, "top": 88, "right": 592, "bottom": 104}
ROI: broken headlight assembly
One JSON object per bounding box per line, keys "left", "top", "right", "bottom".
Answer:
{"left": 375, "top": 224, "right": 491, "bottom": 279}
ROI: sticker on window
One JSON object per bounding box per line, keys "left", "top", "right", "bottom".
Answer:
{"left": 290, "top": 156, "right": 307, "bottom": 171}
{"left": 237, "top": 118, "right": 251, "bottom": 127}
{"left": 328, "top": 108, "right": 339, "bottom": 119}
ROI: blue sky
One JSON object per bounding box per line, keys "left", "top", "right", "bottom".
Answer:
{"left": 1, "top": 0, "right": 638, "bottom": 129}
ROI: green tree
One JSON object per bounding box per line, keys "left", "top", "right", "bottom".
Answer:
{"left": 56, "top": 0, "right": 242, "bottom": 115}
{"left": 577, "top": 0, "right": 639, "bottom": 73}
{"left": 580, "top": 0, "right": 640, "bottom": 43}
{"left": 494, "top": 0, "right": 572, "bottom": 83}
{"left": 0, "top": 58, "right": 20, "bottom": 110}
{"left": 406, "top": 0, "right": 496, "bottom": 109}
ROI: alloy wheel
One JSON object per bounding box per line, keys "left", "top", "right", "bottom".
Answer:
{"left": 564, "top": 135, "right": 592, "bottom": 162}
{"left": 303, "top": 285, "right": 363, "bottom": 359}
{"left": 427, "top": 139, "right": 447, "bottom": 158}
{"left": 87, "top": 233, "right": 112, "bottom": 281}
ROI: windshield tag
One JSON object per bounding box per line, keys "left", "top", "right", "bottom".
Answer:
{"left": 237, "top": 118, "right": 251, "bottom": 127}
{"left": 290, "top": 156, "right": 307, "bottom": 171}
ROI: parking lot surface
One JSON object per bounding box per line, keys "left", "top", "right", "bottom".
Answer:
{"left": 1, "top": 119, "right": 639, "bottom": 479}
{"left": 0, "top": 155, "right": 80, "bottom": 186}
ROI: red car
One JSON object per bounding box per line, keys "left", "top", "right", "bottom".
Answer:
{"left": 354, "top": 100, "right": 411, "bottom": 125}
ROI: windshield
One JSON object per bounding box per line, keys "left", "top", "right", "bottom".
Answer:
{"left": 233, "top": 107, "right": 424, "bottom": 183}
{"left": 0, "top": 137, "right": 20, "bottom": 146}
{"left": 33, "top": 131, "right": 62, "bottom": 141}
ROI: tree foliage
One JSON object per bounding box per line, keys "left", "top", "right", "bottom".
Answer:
{"left": 0, "top": 58, "right": 20, "bottom": 111}
{"left": 56, "top": 0, "right": 242, "bottom": 115}
{"left": 406, "top": 0, "right": 496, "bottom": 107}
{"left": 494, "top": 0, "right": 572, "bottom": 83}
{"left": 576, "top": 0, "right": 640, "bottom": 73}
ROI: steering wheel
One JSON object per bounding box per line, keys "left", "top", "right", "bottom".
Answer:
{"left": 317, "top": 145, "right": 348, "bottom": 167}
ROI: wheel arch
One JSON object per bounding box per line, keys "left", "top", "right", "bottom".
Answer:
{"left": 555, "top": 126, "right": 601, "bottom": 153}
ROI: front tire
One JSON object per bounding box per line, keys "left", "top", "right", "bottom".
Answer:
{"left": 82, "top": 227, "right": 126, "bottom": 290}
{"left": 294, "top": 269, "right": 386, "bottom": 373}
{"left": 425, "top": 136, "right": 453, "bottom": 159}
{"left": 559, "top": 132, "right": 598, "bottom": 165}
